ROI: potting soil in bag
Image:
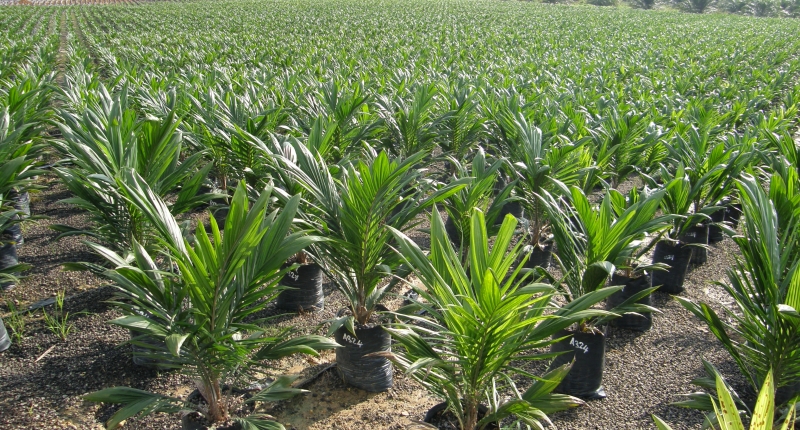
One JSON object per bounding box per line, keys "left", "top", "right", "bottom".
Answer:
{"left": 776, "top": 380, "right": 800, "bottom": 406}
{"left": 335, "top": 324, "right": 393, "bottom": 392}
{"left": 522, "top": 242, "right": 553, "bottom": 270}
{"left": 725, "top": 203, "right": 743, "bottom": 229}
{"left": 424, "top": 402, "right": 499, "bottom": 429}
{"left": 129, "top": 310, "right": 170, "bottom": 369}
{"left": 651, "top": 240, "right": 692, "bottom": 294}
{"left": 4, "top": 223, "right": 22, "bottom": 246}
{"left": 10, "top": 190, "right": 31, "bottom": 219}
{"left": 493, "top": 200, "right": 523, "bottom": 225}
{"left": 130, "top": 331, "right": 172, "bottom": 369}
{"left": 445, "top": 216, "right": 463, "bottom": 246}
{"left": 708, "top": 207, "right": 726, "bottom": 243}
{"left": 607, "top": 274, "right": 653, "bottom": 332}
{"left": 0, "top": 316, "right": 10, "bottom": 352}
{"left": 277, "top": 263, "right": 324, "bottom": 311}
{"left": 0, "top": 241, "right": 19, "bottom": 291}
{"left": 549, "top": 329, "right": 606, "bottom": 399}
{"left": 681, "top": 224, "right": 709, "bottom": 266}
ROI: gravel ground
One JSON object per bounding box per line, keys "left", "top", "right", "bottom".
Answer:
{"left": 0, "top": 173, "right": 745, "bottom": 430}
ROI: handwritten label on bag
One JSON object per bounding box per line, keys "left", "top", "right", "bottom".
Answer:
{"left": 686, "top": 232, "right": 696, "bottom": 238}
{"left": 342, "top": 333, "right": 363, "bottom": 348}
{"left": 287, "top": 270, "right": 300, "bottom": 281}
{"left": 570, "top": 337, "right": 589, "bottom": 354}
{"left": 664, "top": 255, "right": 675, "bottom": 261}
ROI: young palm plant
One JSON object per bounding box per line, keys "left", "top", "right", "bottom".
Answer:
{"left": 296, "top": 80, "right": 380, "bottom": 163}
{"left": 499, "top": 109, "right": 589, "bottom": 268}
{"left": 654, "top": 367, "right": 797, "bottom": 430}
{"left": 52, "top": 85, "right": 213, "bottom": 256}
{"left": 440, "top": 148, "right": 515, "bottom": 251}
{"left": 376, "top": 84, "right": 439, "bottom": 158}
{"left": 677, "top": 173, "right": 800, "bottom": 407}
{"left": 84, "top": 174, "right": 338, "bottom": 429}
{"left": 541, "top": 186, "right": 672, "bottom": 398}
{"left": 257, "top": 121, "right": 348, "bottom": 311}
{"left": 434, "top": 80, "right": 486, "bottom": 172}
{"left": 0, "top": 86, "right": 49, "bottom": 220}
{"left": 581, "top": 104, "right": 665, "bottom": 191}
{"left": 186, "top": 85, "right": 265, "bottom": 200}
{"left": 0, "top": 67, "right": 54, "bottom": 146}
{"left": 386, "top": 209, "right": 593, "bottom": 430}
{"left": 278, "top": 145, "right": 466, "bottom": 391}
{"left": 195, "top": 83, "right": 292, "bottom": 191}
{"left": 653, "top": 126, "right": 757, "bottom": 267}
{"left": 644, "top": 149, "right": 752, "bottom": 294}
{"left": 0, "top": 107, "right": 39, "bottom": 290}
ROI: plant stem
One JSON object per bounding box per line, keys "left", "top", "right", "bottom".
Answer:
{"left": 221, "top": 173, "right": 228, "bottom": 204}
{"left": 199, "top": 373, "right": 227, "bottom": 423}
{"left": 464, "top": 399, "right": 478, "bottom": 430}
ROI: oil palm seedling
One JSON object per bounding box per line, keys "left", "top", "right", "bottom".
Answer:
{"left": 0, "top": 85, "right": 49, "bottom": 228}
{"left": 51, "top": 85, "right": 213, "bottom": 257}
{"left": 440, "top": 148, "right": 515, "bottom": 252}
{"left": 581, "top": 104, "right": 665, "bottom": 191}
{"left": 642, "top": 123, "right": 756, "bottom": 292}
{"left": 376, "top": 83, "right": 439, "bottom": 158}
{"left": 434, "top": 80, "right": 486, "bottom": 173}
{"left": 261, "top": 119, "right": 356, "bottom": 312}
{"left": 84, "top": 175, "right": 339, "bottom": 429}
{"left": 0, "top": 108, "right": 39, "bottom": 290}
{"left": 296, "top": 80, "right": 381, "bottom": 163}
{"left": 670, "top": 360, "right": 798, "bottom": 429}
{"left": 499, "top": 109, "right": 589, "bottom": 269}
{"left": 525, "top": 94, "right": 592, "bottom": 147}
{"left": 278, "top": 145, "right": 466, "bottom": 391}
{"left": 0, "top": 68, "right": 54, "bottom": 152}
{"left": 644, "top": 131, "right": 755, "bottom": 293}
{"left": 643, "top": 164, "right": 702, "bottom": 293}
{"left": 193, "top": 83, "right": 292, "bottom": 191}
{"left": 386, "top": 209, "right": 597, "bottom": 430}
{"left": 654, "top": 366, "right": 797, "bottom": 430}
{"left": 540, "top": 185, "right": 672, "bottom": 398}
{"left": 603, "top": 188, "right": 672, "bottom": 332}
{"left": 186, "top": 85, "right": 245, "bottom": 200}
{"left": 652, "top": 125, "right": 757, "bottom": 267}
{"left": 0, "top": 207, "right": 29, "bottom": 292}
{"left": 673, "top": 360, "right": 757, "bottom": 425}
{"left": 708, "top": 130, "right": 761, "bottom": 242}
{"left": 761, "top": 129, "right": 800, "bottom": 186}
{"left": 253, "top": 131, "right": 327, "bottom": 312}
{"left": 677, "top": 173, "right": 800, "bottom": 408}
{"left": 266, "top": 109, "right": 384, "bottom": 310}
{"left": 56, "top": 65, "right": 105, "bottom": 115}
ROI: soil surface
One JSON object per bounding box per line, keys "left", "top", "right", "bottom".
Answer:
{"left": 0, "top": 174, "right": 746, "bottom": 430}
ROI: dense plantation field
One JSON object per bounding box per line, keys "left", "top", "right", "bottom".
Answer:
{"left": 1, "top": 1, "right": 800, "bottom": 429}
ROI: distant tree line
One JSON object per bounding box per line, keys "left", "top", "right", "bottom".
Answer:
{"left": 541, "top": 0, "right": 800, "bottom": 18}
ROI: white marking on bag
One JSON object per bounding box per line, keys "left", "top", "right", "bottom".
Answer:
{"left": 570, "top": 337, "right": 589, "bottom": 354}
{"left": 342, "top": 333, "right": 363, "bottom": 348}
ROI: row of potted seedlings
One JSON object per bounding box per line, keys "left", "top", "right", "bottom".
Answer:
{"left": 661, "top": 135, "right": 800, "bottom": 426}
{"left": 17, "top": 73, "right": 797, "bottom": 428}
{"left": 0, "top": 69, "right": 53, "bottom": 352}
{"left": 75, "top": 153, "right": 745, "bottom": 429}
